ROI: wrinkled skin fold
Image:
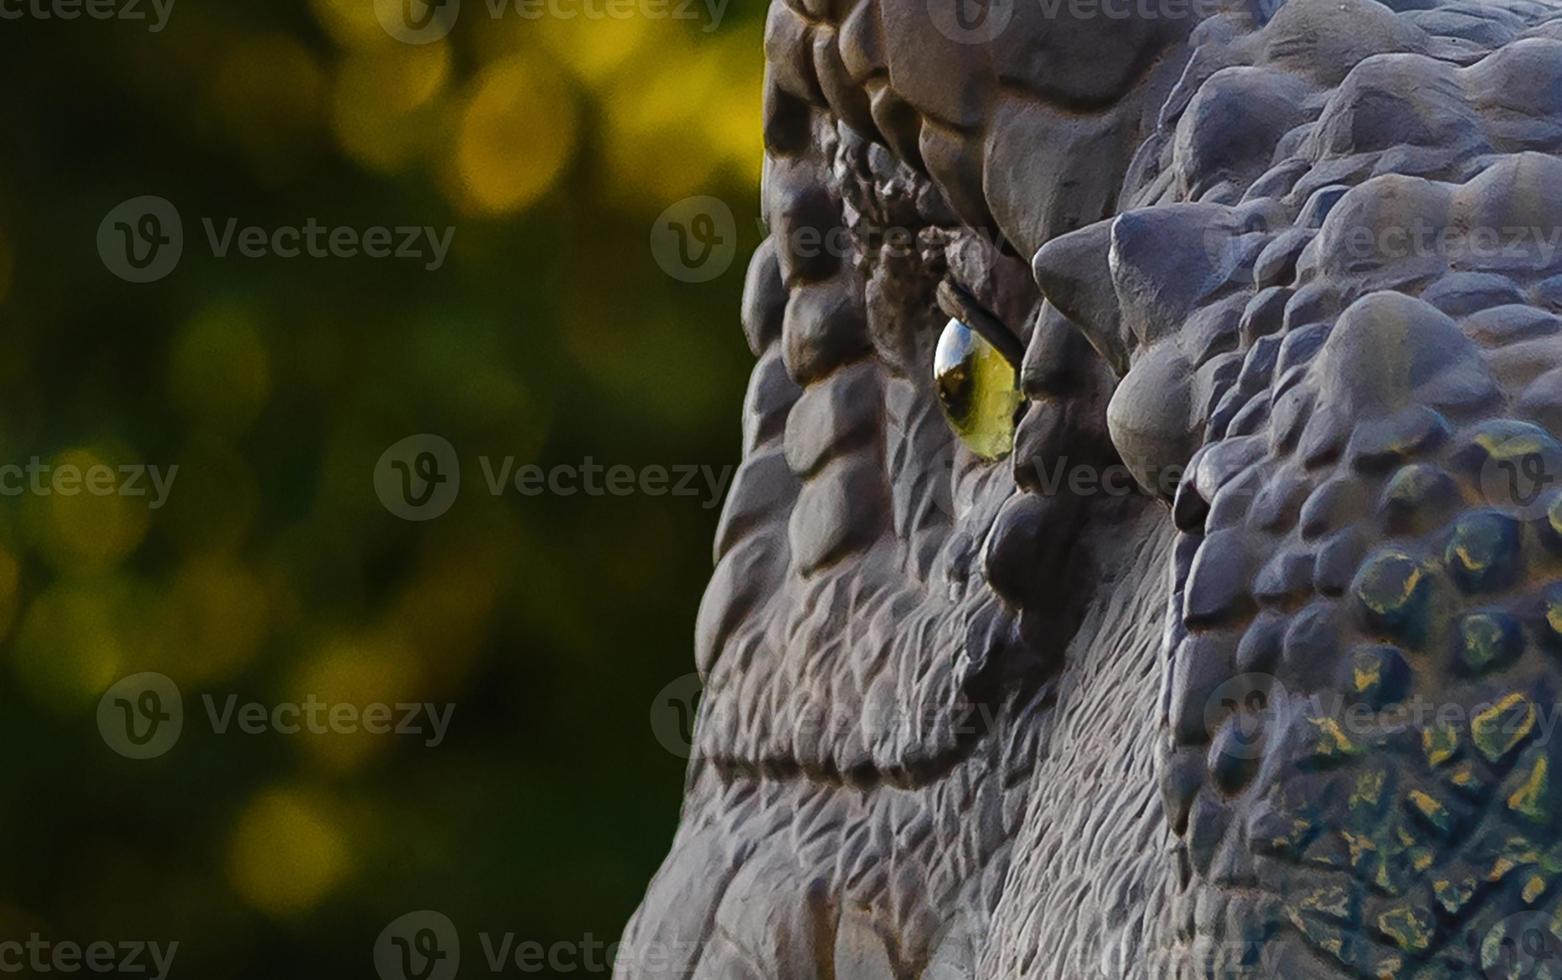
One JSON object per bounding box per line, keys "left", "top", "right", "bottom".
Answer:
{"left": 620, "top": 0, "right": 1562, "bottom": 975}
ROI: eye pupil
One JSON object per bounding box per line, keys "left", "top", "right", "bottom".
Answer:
{"left": 935, "top": 362, "right": 972, "bottom": 419}
{"left": 932, "top": 317, "right": 1021, "bottom": 461}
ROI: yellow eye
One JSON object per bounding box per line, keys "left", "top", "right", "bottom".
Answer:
{"left": 933, "top": 317, "right": 1021, "bottom": 460}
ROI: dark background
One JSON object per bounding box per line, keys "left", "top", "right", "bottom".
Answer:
{"left": 0, "top": 0, "right": 763, "bottom": 974}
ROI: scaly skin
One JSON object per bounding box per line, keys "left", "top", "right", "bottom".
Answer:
{"left": 622, "top": 0, "right": 1562, "bottom": 976}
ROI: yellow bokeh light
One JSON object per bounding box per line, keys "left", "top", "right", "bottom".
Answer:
{"left": 704, "top": 34, "right": 765, "bottom": 185}
{"left": 309, "top": 0, "right": 396, "bottom": 50}
{"left": 208, "top": 36, "right": 326, "bottom": 184}
{"left": 531, "top": 12, "right": 654, "bottom": 84}
{"left": 152, "top": 557, "right": 270, "bottom": 685}
{"left": 332, "top": 43, "right": 453, "bottom": 174}
{"left": 292, "top": 634, "right": 421, "bottom": 771}
{"left": 14, "top": 580, "right": 123, "bottom": 711}
{"left": 169, "top": 305, "right": 272, "bottom": 433}
{"left": 453, "top": 55, "right": 580, "bottom": 215}
{"left": 0, "top": 547, "right": 19, "bottom": 643}
{"left": 25, "top": 448, "right": 150, "bottom": 575}
{"left": 228, "top": 788, "right": 351, "bottom": 917}
{"left": 597, "top": 32, "right": 762, "bottom": 202}
{"left": 388, "top": 546, "right": 506, "bottom": 688}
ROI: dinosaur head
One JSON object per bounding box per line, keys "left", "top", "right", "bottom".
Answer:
{"left": 623, "top": 1, "right": 1562, "bottom": 977}
{"left": 691, "top": 0, "right": 1243, "bottom": 792}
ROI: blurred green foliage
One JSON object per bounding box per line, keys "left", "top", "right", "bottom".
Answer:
{"left": 0, "top": 0, "right": 764, "bottom": 973}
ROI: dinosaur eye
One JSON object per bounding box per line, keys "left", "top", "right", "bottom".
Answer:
{"left": 933, "top": 317, "right": 1021, "bottom": 460}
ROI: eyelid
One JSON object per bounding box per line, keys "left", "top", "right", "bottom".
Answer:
{"left": 935, "top": 281, "right": 1026, "bottom": 370}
